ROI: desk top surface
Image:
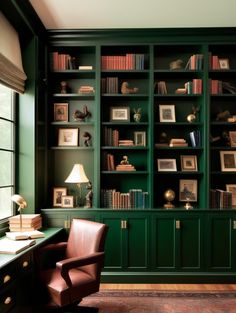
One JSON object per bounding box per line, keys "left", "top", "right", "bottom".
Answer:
{"left": 0, "top": 227, "right": 63, "bottom": 268}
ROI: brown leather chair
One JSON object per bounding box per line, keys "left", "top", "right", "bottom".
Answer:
{"left": 37, "top": 219, "right": 108, "bottom": 312}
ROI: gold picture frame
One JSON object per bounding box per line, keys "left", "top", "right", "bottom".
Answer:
{"left": 219, "top": 58, "right": 229, "bottom": 70}
{"left": 220, "top": 151, "right": 236, "bottom": 171}
{"left": 157, "top": 159, "right": 177, "bottom": 172}
{"left": 229, "top": 131, "right": 236, "bottom": 147}
{"left": 53, "top": 187, "right": 67, "bottom": 207}
{"left": 61, "top": 195, "right": 74, "bottom": 208}
{"left": 58, "top": 128, "right": 79, "bottom": 146}
{"left": 226, "top": 184, "right": 236, "bottom": 207}
{"left": 181, "top": 155, "right": 198, "bottom": 171}
{"left": 134, "top": 131, "right": 146, "bottom": 146}
{"left": 159, "top": 104, "right": 176, "bottom": 122}
{"left": 179, "top": 179, "right": 197, "bottom": 202}
{"left": 54, "top": 103, "right": 68, "bottom": 122}
{"left": 110, "top": 107, "right": 130, "bottom": 122}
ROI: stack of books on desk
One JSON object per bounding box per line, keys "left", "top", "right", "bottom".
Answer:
{"left": 8, "top": 214, "right": 42, "bottom": 232}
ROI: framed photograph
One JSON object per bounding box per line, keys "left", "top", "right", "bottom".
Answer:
{"left": 229, "top": 131, "right": 236, "bottom": 147}
{"left": 179, "top": 179, "right": 198, "bottom": 202}
{"left": 220, "top": 151, "right": 236, "bottom": 171}
{"left": 110, "top": 107, "right": 130, "bottom": 122}
{"left": 219, "top": 58, "right": 230, "bottom": 69}
{"left": 159, "top": 104, "right": 176, "bottom": 122}
{"left": 226, "top": 184, "right": 236, "bottom": 207}
{"left": 134, "top": 131, "right": 146, "bottom": 146}
{"left": 61, "top": 195, "right": 74, "bottom": 208}
{"left": 58, "top": 128, "right": 79, "bottom": 146}
{"left": 54, "top": 103, "right": 68, "bottom": 122}
{"left": 157, "top": 159, "right": 177, "bottom": 172}
{"left": 181, "top": 155, "right": 198, "bottom": 171}
{"left": 53, "top": 187, "right": 67, "bottom": 207}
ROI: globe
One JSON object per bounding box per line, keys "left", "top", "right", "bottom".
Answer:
{"left": 164, "top": 189, "right": 175, "bottom": 209}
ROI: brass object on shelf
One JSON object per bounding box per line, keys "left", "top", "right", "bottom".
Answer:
{"left": 164, "top": 189, "right": 175, "bottom": 209}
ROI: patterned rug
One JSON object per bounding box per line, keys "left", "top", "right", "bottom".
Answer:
{"left": 79, "top": 290, "right": 236, "bottom": 313}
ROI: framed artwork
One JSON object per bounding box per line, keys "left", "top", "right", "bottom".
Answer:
{"left": 219, "top": 58, "right": 230, "bottom": 69}
{"left": 181, "top": 155, "right": 198, "bottom": 171}
{"left": 110, "top": 107, "right": 130, "bottom": 122}
{"left": 134, "top": 131, "right": 146, "bottom": 146}
{"left": 229, "top": 131, "right": 236, "bottom": 147}
{"left": 58, "top": 128, "right": 79, "bottom": 146}
{"left": 220, "top": 151, "right": 236, "bottom": 171}
{"left": 226, "top": 184, "right": 236, "bottom": 207}
{"left": 159, "top": 104, "right": 176, "bottom": 122}
{"left": 157, "top": 159, "right": 177, "bottom": 172}
{"left": 61, "top": 195, "right": 74, "bottom": 208}
{"left": 53, "top": 187, "right": 67, "bottom": 207}
{"left": 179, "top": 179, "right": 197, "bottom": 202}
{"left": 54, "top": 103, "right": 68, "bottom": 122}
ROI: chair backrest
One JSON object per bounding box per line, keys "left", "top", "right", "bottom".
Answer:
{"left": 66, "top": 218, "right": 108, "bottom": 278}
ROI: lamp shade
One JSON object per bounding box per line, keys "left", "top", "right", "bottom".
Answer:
{"left": 65, "top": 164, "right": 89, "bottom": 184}
{"left": 11, "top": 194, "right": 27, "bottom": 210}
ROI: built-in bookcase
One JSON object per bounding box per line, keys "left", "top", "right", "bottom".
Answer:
{"left": 45, "top": 30, "right": 236, "bottom": 210}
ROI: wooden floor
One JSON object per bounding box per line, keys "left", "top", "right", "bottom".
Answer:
{"left": 101, "top": 284, "right": 236, "bottom": 291}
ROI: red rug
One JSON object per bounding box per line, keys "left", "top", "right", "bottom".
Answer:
{"left": 79, "top": 290, "right": 236, "bottom": 313}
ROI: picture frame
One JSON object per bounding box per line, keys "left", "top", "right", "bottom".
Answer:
{"left": 53, "top": 187, "right": 67, "bottom": 207}
{"left": 220, "top": 151, "right": 236, "bottom": 171}
{"left": 54, "top": 103, "right": 68, "bottom": 122}
{"left": 181, "top": 155, "right": 198, "bottom": 171}
{"left": 134, "top": 131, "right": 146, "bottom": 146}
{"left": 58, "top": 128, "right": 79, "bottom": 146}
{"left": 159, "top": 104, "right": 176, "bottom": 122}
{"left": 219, "top": 58, "right": 230, "bottom": 70}
{"left": 110, "top": 107, "right": 130, "bottom": 122}
{"left": 226, "top": 184, "right": 236, "bottom": 207}
{"left": 179, "top": 179, "right": 198, "bottom": 202}
{"left": 229, "top": 131, "right": 236, "bottom": 147}
{"left": 61, "top": 195, "right": 74, "bottom": 208}
{"left": 157, "top": 159, "right": 177, "bottom": 172}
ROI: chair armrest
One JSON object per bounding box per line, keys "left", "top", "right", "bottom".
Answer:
{"left": 39, "top": 242, "right": 68, "bottom": 253}
{"left": 56, "top": 252, "right": 105, "bottom": 286}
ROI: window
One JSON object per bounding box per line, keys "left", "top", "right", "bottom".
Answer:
{"left": 0, "top": 84, "right": 15, "bottom": 219}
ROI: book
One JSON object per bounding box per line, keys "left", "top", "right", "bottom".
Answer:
{"left": 0, "top": 238, "right": 36, "bottom": 254}
{"left": 5, "top": 230, "right": 45, "bottom": 240}
{"left": 9, "top": 214, "right": 41, "bottom": 224}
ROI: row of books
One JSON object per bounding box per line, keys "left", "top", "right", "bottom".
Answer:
{"left": 101, "top": 54, "right": 145, "bottom": 70}
{"left": 185, "top": 54, "right": 204, "bottom": 70}
{"left": 189, "top": 130, "right": 201, "bottom": 147}
{"left": 101, "top": 77, "right": 119, "bottom": 93}
{"left": 101, "top": 189, "right": 149, "bottom": 209}
{"left": 50, "top": 52, "right": 77, "bottom": 70}
{"left": 103, "top": 127, "right": 119, "bottom": 146}
{"left": 210, "top": 189, "right": 232, "bottom": 209}
{"left": 155, "top": 79, "right": 202, "bottom": 95}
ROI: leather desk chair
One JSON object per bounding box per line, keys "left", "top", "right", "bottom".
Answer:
{"left": 36, "top": 219, "right": 108, "bottom": 312}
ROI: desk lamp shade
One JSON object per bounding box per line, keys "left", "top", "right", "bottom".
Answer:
{"left": 11, "top": 194, "right": 27, "bottom": 231}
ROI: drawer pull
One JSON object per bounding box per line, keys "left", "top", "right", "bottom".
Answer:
{"left": 176, "top": 220, "right": 181, "bottom": 229}
{"left": 3, "top": 275, "right": 11, "bottom": 283}
{"left": 22, "top": 261, "right": 29, "bottom": 268}
{"left": 233, "top": 220, "right": 236, "bottom": 229}
{"left": 4, "top": 296, "right": 12, "bottom": 305}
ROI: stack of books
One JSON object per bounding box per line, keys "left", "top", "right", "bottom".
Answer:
{"left": 118, "top": 139, "right": 134, "bottom": 146}
{"left": 116, "top": 164, "right": 136, "bottom": 171}
{"left": 9, "top": 214, "right": 42, "bottom": 232}
{"left": 78, "top": 85, "right": 95, "bottom": 94}
{"left": 169, "top": 138, "right": 188, "bottom": 147}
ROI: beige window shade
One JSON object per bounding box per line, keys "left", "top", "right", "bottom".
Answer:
{"left": 0, "top": 12, "right": 27, "bottom": 93}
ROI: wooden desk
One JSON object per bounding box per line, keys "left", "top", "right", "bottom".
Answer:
{"left": 0, "top": 228, "right": 63, "bottom": 313}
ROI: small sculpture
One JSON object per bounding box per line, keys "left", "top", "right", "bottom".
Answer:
{"left": 121, "top": 82, "right": 138, "bottom": 94}
{"left": 133, "top": 108, "right": 142, "bottom": 122}
{"left": 73, "top": 105, "right": 91, "bottom": 122}
{"left": 85, "top": 181, "right": 93, "bottom": 208}
{"left": 83, "top": 131, "right": 92, "bottom": 146}
{"left": 120, "top": 155, "right": 129, "bottom": 165}
{"left": 216, "top": 110, "right": 231, "bottom": 121}
{"left": 60, "top": 81, "right": 68, "bottom": 94}
{"left": 169, "top": 59, "right": 184, "bottom": 70}
{"left": 187, "top": 105, "right": 200, "bottom": 123}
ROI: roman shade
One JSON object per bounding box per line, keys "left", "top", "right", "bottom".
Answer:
{"left": 0, "top": 11, "right": 27, "bottom": 93}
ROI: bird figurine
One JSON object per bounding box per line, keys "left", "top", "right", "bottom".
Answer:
{"left": 83, "top": 131, "right": 92, "bottom": 146}
{"left": 73, "top": 105, "right": 91, "bottom": 122}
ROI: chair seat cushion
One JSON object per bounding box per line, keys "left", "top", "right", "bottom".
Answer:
{"left": 40, "top": 268, "right": 99, "bottom": 307}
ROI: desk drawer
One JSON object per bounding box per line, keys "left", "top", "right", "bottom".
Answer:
{"left": 17, "top": 252, "right": 33, "bottom": 274}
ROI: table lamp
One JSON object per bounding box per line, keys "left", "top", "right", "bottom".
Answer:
{"left": 11, "top": 194, "right": 27, "bottom": 232}
{"left": 65, "top": 164, "right": 89, "bottom": 206}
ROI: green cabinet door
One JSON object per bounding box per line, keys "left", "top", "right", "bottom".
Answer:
{"left": 152, "top": 212, "right": 202, "bottom": 271}
{"left": 206, "top": 212, "right": 236, "bottom": 271}
{"left": 101, "top": 212, "right": 149, "bottom": 271}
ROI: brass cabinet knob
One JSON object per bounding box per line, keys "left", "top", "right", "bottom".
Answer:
{"left": 4, "top": 296, "right": 12, "bottom": 305}
{"left": 22, "top": 261, "right": 29, "bottom": 268}
{"left": 233, "top": 220, "right": 236, "bottom": 229}
{"left": 176, "top": 220, "right": 181, "bottom": 229}
{"left": 3, "top": 274, "right": 11, "bottom": 283}
{"left": 121, "top": 220, "right": 128, "bottom": 229}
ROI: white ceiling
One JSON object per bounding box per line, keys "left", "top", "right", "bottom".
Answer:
{"left": 29, "top": 0, "right": 236, "bottom": 29}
